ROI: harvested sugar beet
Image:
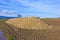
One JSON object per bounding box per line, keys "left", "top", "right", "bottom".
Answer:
{"left": 5, "top": 17, "right": 53, "bottom": 29}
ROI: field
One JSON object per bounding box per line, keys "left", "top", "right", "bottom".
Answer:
{"left": 0, "top": 17, "right": 60, "bottom": 40}
{"left": 0, "top": 19, "right": 14, "bottom": 40}
{"left": 42, "top": 18, "right": 60, "bottom": 26}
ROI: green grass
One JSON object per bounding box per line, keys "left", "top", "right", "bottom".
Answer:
{"left": 0, "top": 19, "right": 13, "bottom": 40}
{"left": 7, "top": 33, "right": 13, "bottom": 40}
{"left": 0, "top": 19, "right": 7, "bottom": 22}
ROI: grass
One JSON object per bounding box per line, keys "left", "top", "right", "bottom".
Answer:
{"left": 16, "top": 27, "right": 60, "bottom": 40}
{"left": 0, "top": 19, "right": 13, "bottom": 40}
{"left": 7, "top": 33, "right": 13, "bottom": 40}
{"left": 1, "top": 17, "right": 60, "bottom": 40}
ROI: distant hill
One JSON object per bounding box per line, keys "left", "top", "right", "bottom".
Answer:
{"left": 0, "top": 16, "right": 17, "bottom": 19}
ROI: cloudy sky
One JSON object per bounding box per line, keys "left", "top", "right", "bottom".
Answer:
{"left": 0, "top": 0, "right": 60, "bottom": 18}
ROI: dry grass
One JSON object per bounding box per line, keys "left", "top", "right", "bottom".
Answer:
{"left": 7, "top": 27, "right": 60, "bottom": 40}
{"left": 5, "top": 17, "right": 53, "bottom": 29}
{"left": 4, "top": 17, "right": 60, "bottom": 40}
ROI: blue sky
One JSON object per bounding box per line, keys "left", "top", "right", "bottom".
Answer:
{"left": 0, "top": 0, "right": 60, "bottom": 18}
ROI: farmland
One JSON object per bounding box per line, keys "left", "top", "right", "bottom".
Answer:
{"left": 0, "top": 17, "right": 60, "bottom": 40}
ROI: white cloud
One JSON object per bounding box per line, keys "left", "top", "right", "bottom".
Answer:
{"left": 15, "top": 0, "right": 60, "bottom": 14}
{"left": 0, "top": 10, "right": 18, "bottom": 17}
{"left": 0, "top": 10, "right": 17, "bottom": 14}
